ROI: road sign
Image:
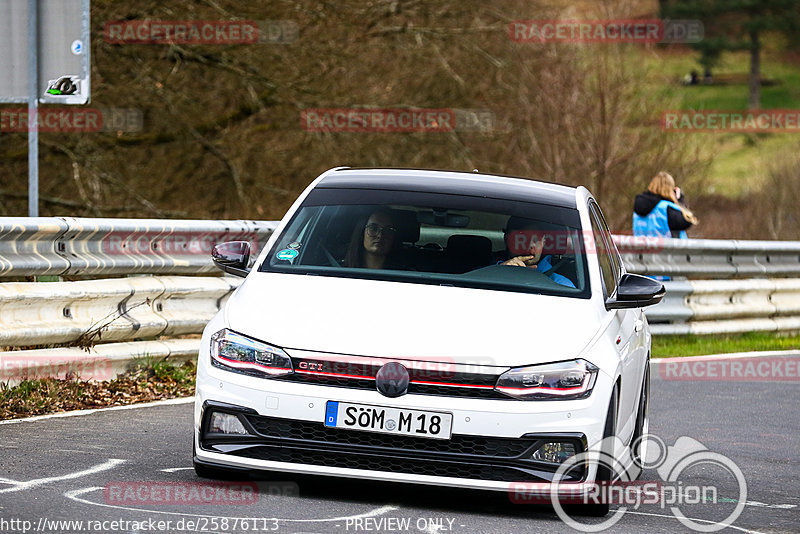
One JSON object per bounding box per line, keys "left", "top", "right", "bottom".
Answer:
{"left": 0, "top": 0, "right": 91, "bottom": 104}
{"left": 0, "top": 0, "right": 90, "bottom": 218}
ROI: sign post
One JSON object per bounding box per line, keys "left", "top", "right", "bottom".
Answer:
{"left": 0, "top": 0, "right": 91, "bottom": 217}
{"left": 28, "top": 0, "right": 38, "bottom": 217}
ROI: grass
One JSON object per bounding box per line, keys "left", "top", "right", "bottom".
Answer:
{"left": 635, "top": 45, "right": 800, "bottom": 196}
{"left": 0, "top": 358, "right": 196, "bottom": 420}
{"left": 652, "top": 332, "right": 800, "bottom": 358}
{"left": 701, "top": 134, "right": 798, "bottom": 196}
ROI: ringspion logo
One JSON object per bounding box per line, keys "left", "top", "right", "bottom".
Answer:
{"left": 511, "top": 434, "right": 747, "bottom": 532}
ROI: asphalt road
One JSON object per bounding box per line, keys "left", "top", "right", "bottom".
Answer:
{"left": 0, "top": 360, "right": 798, "bottom": 534}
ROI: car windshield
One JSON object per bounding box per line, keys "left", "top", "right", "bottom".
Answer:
{"left": 259, "top": 187, "right": 591, "bottom": 298}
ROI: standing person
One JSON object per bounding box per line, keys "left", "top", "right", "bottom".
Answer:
{"left": 633, "top": 171, "right": 697, "bottom": 239}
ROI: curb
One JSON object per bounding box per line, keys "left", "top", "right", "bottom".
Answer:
{"left": 0, "top": 396, "right": 194, "bottom": 425}
{"left": 651, "top": 349, "right": 800, "bottom": 363}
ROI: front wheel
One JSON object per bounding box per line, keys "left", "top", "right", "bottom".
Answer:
{"left": 630, "top": 364, "right": 650, "bottom": 478}
{"left": 569, "top": 385, "right": 618, "bottom": 517}
{"left": 193, "top": 443, "right": 249, "bottom": 480}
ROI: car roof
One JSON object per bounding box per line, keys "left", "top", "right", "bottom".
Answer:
{"left": 316, "top": 168, "right": 579, "bottom": 209}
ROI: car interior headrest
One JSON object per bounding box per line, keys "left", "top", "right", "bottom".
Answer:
{"left": 391, "top": 209, "right": 420, "bottom": 243}
{"left": 446, "top": 234, "right": 492, "bottom": 258}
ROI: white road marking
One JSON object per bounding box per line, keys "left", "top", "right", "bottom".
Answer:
{"left": 622, "top": 510, "right": 766, "bottom": 533}
{"left": 0, "top": 397, "right": 194, "bottom": 425}
{"left": 0, "top": 459, "right": 126, "bottom": 494}
{"left": 66, "top": 486, "right": 398, "bottom": 523}
{"left": 160, "top": 467, "right": 195, "bottom": 473}
{"left": 66, "top": 485, "right": 785, "bottom": 532}
{"left": 743, "top": 500, "right": 796, "bottom": 509}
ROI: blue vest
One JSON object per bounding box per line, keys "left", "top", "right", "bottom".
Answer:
{"left": 633, "top": 199, "right": 688, "bottom": 240}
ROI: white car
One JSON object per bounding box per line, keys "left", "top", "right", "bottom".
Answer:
{"left": 193, "top": 168, "right": 664, "bottom": 515}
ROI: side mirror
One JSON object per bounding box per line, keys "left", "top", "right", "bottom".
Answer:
{"left": 606, "top": 273, "right": 665, "bottom": 310}
{"left": 212, "top": 241, "right": 251, "bottom": 277}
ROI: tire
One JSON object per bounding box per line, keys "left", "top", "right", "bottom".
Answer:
{"left": 571, "top": 385, "right": 618, "bottom": 517}
{"left": 630, "top": 364, "right": 650, "bottom": 479}
{"left": 193, "top": 442, "right": 249, "bottom": 480}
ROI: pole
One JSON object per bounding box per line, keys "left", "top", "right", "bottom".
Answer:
{"left": 27, "top": 0, "right": 38, "bottom": 217}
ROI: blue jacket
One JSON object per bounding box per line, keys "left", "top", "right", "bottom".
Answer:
{"left": 537, "top": 255, "right": 576, "bottom": 288}
{"left": 633, "top": 199, "right": 688, "bottom": 240}
{"left": 495, "top": 254, "right": 576, "bottom": 288}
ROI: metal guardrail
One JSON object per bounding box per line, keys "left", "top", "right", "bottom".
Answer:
{"left": 614, "top": 235, "right": 800, "bottom": 278}
{"left": 1, "top": 218, "right": 799, "bottom": 384}
{"left": 0, "top": 275, "right": 241, "bottom": 346}
{"left": 1, "top": 218, "right": 798, "bottom": 279}
{"left": 647, "top": 279, "right": 800, "bottom": 335}
{"left": 0, "top": 275, "right": 240, "bottom": 384}
{"left": 0, "top": 217, "right": 277, "bottom": 277}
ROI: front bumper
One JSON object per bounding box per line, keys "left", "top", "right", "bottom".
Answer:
{"left": 194, "top": 362, "right": 613, "bottom": 492}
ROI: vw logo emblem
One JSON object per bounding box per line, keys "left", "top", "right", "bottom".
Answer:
{"left": 375, "top": 362, "right": 409, "bottom": 398}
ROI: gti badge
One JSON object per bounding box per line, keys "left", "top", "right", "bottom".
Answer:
{"left": 375, "top": 362, "right": 409, "bottom": 398}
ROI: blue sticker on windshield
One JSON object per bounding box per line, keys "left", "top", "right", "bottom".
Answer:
{"left": 276, "top": 249, "right": 298, "bottom": 261}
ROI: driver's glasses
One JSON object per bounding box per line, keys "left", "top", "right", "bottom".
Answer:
{"left": 365, "top": 223, "right": 398, "bottom": 238}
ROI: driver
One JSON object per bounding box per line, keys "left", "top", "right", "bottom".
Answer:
{"left": 499, "top": 216, "right": 576, "bottom": 288}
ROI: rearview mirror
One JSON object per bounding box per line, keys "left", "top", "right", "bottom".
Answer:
{"left": 605, "top": 273, "right": 665, "bottom": 309}
{"left": 211, "top": 241, "right": 251, "bottom": 277}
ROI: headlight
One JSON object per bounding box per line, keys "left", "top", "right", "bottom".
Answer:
{"left": 494, "top": 359, "right": 598, "bottom": 400}
{"left": 210, "top": 329, "right": 293, "bottom": 377}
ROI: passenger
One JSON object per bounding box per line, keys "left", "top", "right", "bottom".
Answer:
{"left": 499, "top": 216, "right": 576, "bottom": 288}
{"left": 343, "top": 208, "right": 400, "bottom": 269}
{"left": 633, "top": 171, "right": 697, "bottom": 239}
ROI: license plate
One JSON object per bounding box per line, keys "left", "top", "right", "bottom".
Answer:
{"left": 324, "top": 401, "right": 453, "bottom": 440}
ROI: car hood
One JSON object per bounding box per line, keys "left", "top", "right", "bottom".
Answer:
{"left": 225, "top": 272, "right": 602, "bottom": 368}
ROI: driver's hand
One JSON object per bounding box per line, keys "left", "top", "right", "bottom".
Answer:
{"left": 502, "top": 255, "right": 537, "bottom": 268}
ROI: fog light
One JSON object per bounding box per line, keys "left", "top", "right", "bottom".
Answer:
{"left": 209, "top": 412, "right": 249, "bottom": 435}
{"left": 532, "top": 442, "right": 576, "bottom": 463}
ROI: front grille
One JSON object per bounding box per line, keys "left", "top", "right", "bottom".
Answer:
{"left": 244, "top": 415, "right": 538, "bottom": 458}
{"left": 273, "top": 374, "right": 507, "bottom": 399}
{"left": 230, "top": 445, "right": 551, "bottom": 482}
{"left": 200, "top": 413, "right": 585, "bottom": 483}
{"left": 276, "top": 354, "right": 509, "bottom": 400}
